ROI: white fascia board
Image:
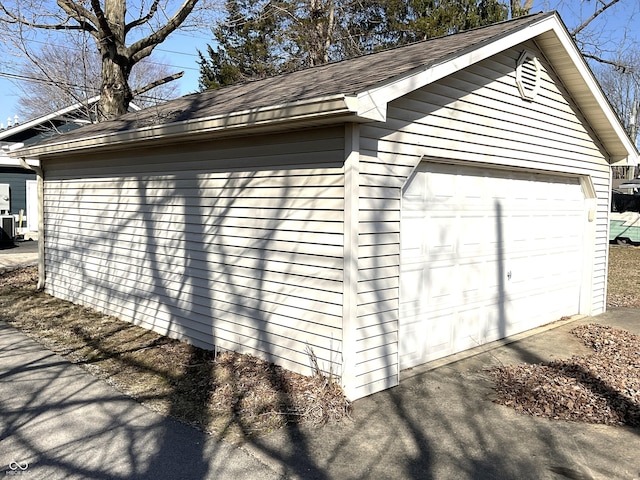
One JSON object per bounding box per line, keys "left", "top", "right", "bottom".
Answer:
{"left": 355, "top": 15, "right": 559, "bottom": 121}
{"left": 11, "top": 94, "right": 360, "bottom": 159}
{"left": 0, "top": 143, "right": 40, "bottom": 168}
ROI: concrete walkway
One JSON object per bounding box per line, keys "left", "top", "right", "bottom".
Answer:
{"left": 0, "top": 240, "right": 38, "bottom": 273}
{"left": 1, "top": 248, "right": 640, "bottom": 478}
{"left": 0, "top": 321, "right": 283, "bottom": 480}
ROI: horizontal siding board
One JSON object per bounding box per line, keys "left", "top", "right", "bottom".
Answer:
{"left": 45, "top": 185, "right": 345, "bottom": 201}
{"left": 46, "top": 168, "right": 345, "bottom": 187}
{"left": 388, "top": 98, "right": 602, "bottom": 157}
{"left": 355, "top": 343, "right": 398, "bottom": 365}
{"left": 354, "top": 364, "right": 398, "bottom": 387}
{"left": 48, "top": 213, "right": 345, "bottom": 235}
{"left": 355, "top": 316, "right": 398, "bottom": 336}
{"left": 45, "top": 251, "right": 344, "bottom": 315}
{"left": 45, "top": 127, "right": 346, "bottom": 179}
{"left": 46, "top": 228, "right": 344, "bottom": 259}
{"left": 359, "top": 221, "right": 400, "bottom": 235}
{"left": 353, "top": 375, "right": 398, "bottom": 398}
{"left": 49, "top": 219, "right": 345, "bottom": 248}
{"left": 357, "top": 277, "right": 399, "bottom": 294}
{"left": 45, "top": 194, "right": 344, "bottom": 211}
{"left": 354, "top": 352, "right": 398, "bottom": 377}
{"left": 357, "top": 265, "right": 399, "bottom": 281}
{"left": 46, "top": 246, "right": 343, "bottom": 290}
{"left": 357, "top": 287, "right": 398, "bottom": 305}
{"left": 46, "top": 280, "right": 340, "bottom": 374}
{"left": 46, "top": 151, "right": 345, "bottom": 179}
{"left": 45, "top": 264, "right": 344, "bottom": 334}
{"left": 46, "top": 204, "right": 344, "bottom": 224}
{"left": 362, "top": 127, "right": 606, "bottom": 170}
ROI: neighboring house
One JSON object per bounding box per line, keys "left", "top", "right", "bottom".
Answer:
{"left": 11, "top": 12, "right": 638, "bottom": 400}
{"left": 0, "top": 97, "right": 101, "bottom": 237}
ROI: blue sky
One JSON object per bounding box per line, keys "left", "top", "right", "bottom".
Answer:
{"left": 0, "top": 0, "right": 637, "bottom": 126}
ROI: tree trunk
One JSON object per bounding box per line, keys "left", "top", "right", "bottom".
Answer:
{"left": 308, "top": 0, "right": 334, "bottom": 67}
{"left": 96, "top": 0, "right": 133, "bottom": 120}
{"left": 99, "top": 56, "right": 133, "bottom": 120}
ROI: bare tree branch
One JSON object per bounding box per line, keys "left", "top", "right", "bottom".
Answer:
{"left": 0, "top": 2, "right": 95, "bottom": 32}
{"left": 88, "top": 0, "right": 115, "bottom": 42}
{"left": 56, "top": 0, "right": 99, "bottom": 30}
{"left": 125, "top": 0, "right": 162, "bottom": 34}
{"left": 583, "top": 52, "right": 636, "bottom": 72}
{"left": 571, "top": 0, "right": 622, "bottom": 36}
{"left": 128, "top": 0, "right": 199, "bottom": 63}
{"left": 132, "top": 70, "right": 183, "bottom": 96}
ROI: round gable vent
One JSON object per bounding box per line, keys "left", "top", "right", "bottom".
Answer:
{"left": 516, "top": 51, "right": 541, "bottom": 101}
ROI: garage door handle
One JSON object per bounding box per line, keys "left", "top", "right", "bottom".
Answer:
{"left": 507, "top": 271, "right": 512, "bottom": 280}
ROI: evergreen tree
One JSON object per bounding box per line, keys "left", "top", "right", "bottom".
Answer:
{"left": 198, "top": 0, "right": 285, "bottom": 90}
{"left": 198, "top": 0, "right": 512, "bottom": 90}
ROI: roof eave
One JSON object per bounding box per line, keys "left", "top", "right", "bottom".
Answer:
{"left": 0, "top": 96, "right": 101, "bottom": 142}
{"left": 11, "top": 94, "right": 363, "bottom": 159}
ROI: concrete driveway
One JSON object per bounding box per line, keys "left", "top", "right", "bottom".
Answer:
{"left": 252, "top": 310, "right": 640, "bottom": 480}
{"left": 0, "top": 240, "right": 38, "bottom": 272}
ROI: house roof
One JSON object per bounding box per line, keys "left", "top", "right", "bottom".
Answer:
{"left": 11, "top": 11, "right": 638, "bottom": 165}
{"left": 0, "top": 96, "right": 101, "bottom": 145}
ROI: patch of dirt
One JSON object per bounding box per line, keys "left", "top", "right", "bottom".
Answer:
{"left": 0, "top": 267, "right": 350, "bottom": 443}
{"left": 491, "top": 324, "right": 640, "bottom": 426}
{"left": 607, "top": 245, "right": 640, "bottom": 308}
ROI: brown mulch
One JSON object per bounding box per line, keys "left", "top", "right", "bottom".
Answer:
{"left": 491, "top": 324, "right": 640, "bottom": 427}
{"left": 0, "top": 267, "right": 350, "bottom": 443}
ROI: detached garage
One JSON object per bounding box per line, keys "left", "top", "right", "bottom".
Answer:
{"left": 12, "top": 12, "right": 638, "bottom": 400}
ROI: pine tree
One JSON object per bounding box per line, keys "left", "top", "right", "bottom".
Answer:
{"left": 198, "top": 0, "right": 512, "bottom": 91}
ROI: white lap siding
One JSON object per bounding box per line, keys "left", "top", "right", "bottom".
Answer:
{"left": 43, "top": 127, "right": 346, "bottom": 375}
{"left": 353, "top": 41, "right": 610, "bottom": 398}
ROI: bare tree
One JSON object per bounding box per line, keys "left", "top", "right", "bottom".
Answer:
{"left": 0, "top": 0, "right": 212, "bottom": 120}
{"left": 595, "top": 51, "right": 640, "bottom": 177}
{"left": 16, "top": 40, "right": 181, "bottom": 120}
{"left": 540, "top": 0, "right": 639, "bottom": 69}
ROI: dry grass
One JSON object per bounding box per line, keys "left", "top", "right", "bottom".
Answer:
{"left": 0, "top": 267, "right": 350, "bottom": 444}
{"left": 607, "top": 245, "right": 640, "bottom": 308}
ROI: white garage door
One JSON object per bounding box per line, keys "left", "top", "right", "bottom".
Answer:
{"left": 400, "top": 162, "right": 585, "bottom": 370}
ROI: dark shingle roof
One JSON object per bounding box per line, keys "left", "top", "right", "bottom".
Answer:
{"left": 27, "top": 12, "right": 553, "bottom": 147}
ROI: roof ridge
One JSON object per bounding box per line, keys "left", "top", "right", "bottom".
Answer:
{"left": 188, "top": 11, "right": 554, "bottom": 99}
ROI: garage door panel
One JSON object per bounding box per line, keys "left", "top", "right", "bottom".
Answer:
{"left": 453, "top": 307, "right": 483, "bottom": 352}
{"left": 400, "top": 162, "right": 584, "bottom": 370}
